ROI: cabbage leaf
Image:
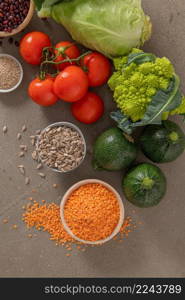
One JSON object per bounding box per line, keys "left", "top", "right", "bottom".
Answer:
{"left": 34, "top": 0, "right": 152, "bottom": 57}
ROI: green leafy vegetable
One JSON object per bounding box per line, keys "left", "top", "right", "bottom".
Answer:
{"left": 110, "top": 111, "right": 134, "bottom": 135}
{"left": 34, "top": 0, "right": 61, "bottom": 17}
{"left": 126, "top": 52, "right": 156, "bottom": 66}
{"left": 33, "top": 0, "right": 152, "bottom": 57}
{"left": 133, "top": 74, "right": 182, "bottom": 127}
{"left": 108, "top": 49, "right": 185, "bottom": 133}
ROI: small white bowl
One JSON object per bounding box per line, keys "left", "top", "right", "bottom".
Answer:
{"left": 36, "top": 122, "right": 87, "bottom": 173}
{"left": 0, "top": 54, "right": 23, "bottom": 93}
{"left": 60, "top": 179, "right": 125, "bottom": 245}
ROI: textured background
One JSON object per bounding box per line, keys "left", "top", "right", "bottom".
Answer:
{"left": 0, "top": 0, "right": 184, "bottom": 277}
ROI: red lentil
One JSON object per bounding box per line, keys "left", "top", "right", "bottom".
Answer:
{"left": 23, "top": 202, "right": 73, "bottom": 245}
{"left": 64, "top": 183, "right": 120, "bottom": 242}
{"left": 22, "top": 199, "right": 136, "bottom": 254}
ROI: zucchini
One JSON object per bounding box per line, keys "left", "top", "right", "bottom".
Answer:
{"left": 140, "top": 120, "right": 185, "bottom": 163}
{"left": 92, "top": 127, "right": 137, "bottom": 171}
{"left": 123, "top": 163, "right": 167, "bottom": 208}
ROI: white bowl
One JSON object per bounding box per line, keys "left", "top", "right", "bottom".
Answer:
{"left": 60, "top": 179, "right": 125, "bottom": 245}
{"left": 36, "top": 122, "right": 87, "bottom": 173}
{"left": 0, "top": 54, "right": 23, "bottom": 93}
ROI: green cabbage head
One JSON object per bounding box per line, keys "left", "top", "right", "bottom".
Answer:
{"left": 34, "top": 0, "right": 152, "bottom": 57}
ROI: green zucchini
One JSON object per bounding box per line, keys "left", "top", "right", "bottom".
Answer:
{"left": 92, "top": 127, "right": 137, "bottom": 171}
{"left": 140, "top": 120, "right": 185, "bottom": 163}
{"left": 123, "top": 163, "right": 167, "bottom": 208}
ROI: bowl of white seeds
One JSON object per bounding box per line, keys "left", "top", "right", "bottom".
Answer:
{"left": 0, "top": 54, "right": 23, "bottom": 93}
{"left": 36, "top": 122, "right": 86, "bottom": 173}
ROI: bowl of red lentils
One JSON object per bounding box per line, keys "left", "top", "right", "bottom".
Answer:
{"left": 0, "top": 0, "right": 34, "bottom": 37}
{"left": 60, "top": 179, "right": 125, "bottom": 245}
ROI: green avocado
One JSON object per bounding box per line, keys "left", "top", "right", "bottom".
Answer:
{"left": 92, "top": 127, "right": 137, "bottom": 171}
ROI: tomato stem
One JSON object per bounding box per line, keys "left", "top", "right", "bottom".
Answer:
{"left": 39, "top": 44, "right": 92, "bottom": 80}
{"left": 42, "top": 51, "right": 92, "bottom": 66}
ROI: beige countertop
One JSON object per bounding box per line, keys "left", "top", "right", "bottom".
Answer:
{"left": 0, "top": 0, "right": 185, "bottom": 278}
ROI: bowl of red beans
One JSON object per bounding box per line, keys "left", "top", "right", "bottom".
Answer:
{"left": 0, "top": 0, "right": 34, "bottom": 37}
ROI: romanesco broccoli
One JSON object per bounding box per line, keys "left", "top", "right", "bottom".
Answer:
{"left": 108, "top": 49, "right": 175, "bottom": 122}
{"left": 170, "top": 96, "right": 185, "bottom": 116}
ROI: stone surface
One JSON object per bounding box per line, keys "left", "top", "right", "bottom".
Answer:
{"left": 0, "top": 0, "right": 184, "bottom": 278}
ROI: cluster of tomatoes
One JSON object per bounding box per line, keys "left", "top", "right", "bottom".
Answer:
{"left": 19, "top": 31, "right": 111, "bottom": 124}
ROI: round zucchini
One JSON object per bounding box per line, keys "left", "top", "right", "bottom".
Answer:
{"left": 123, "top": 163, "right": 167, "bottom": 208}
{"left": 140, "top": 120, "right": 185, "bottom": 163}
{"left": 92, "top": 127, "right": 137, "bottom": 171}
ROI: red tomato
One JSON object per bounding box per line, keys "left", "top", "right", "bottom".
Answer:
{"left": 54, "top": 41, "right": 80, "bottom": 70}
{"left": 54, "top": 66, "right": 89, "bottom": 102}
{"left": 28, "top": 78, "right": 58, "bottom": 106}
{"left": 81, "top": 52, "right": 111, "bottom": 87}
{"left": 20, "top": 32, "right": 51, "bottom": 65}
{"left": 45, "top": 74, "right": 56, "bottom": 81}
{"left": 71, "top": 92, "right": 104, "bottom": 124}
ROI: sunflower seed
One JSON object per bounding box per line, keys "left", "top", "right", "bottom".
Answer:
{"left": 20, "top": 145, "right": 27, "bottom": 151}
{"left": 3, "top": 126, "right": 8, "bottom": 134}
{"left": 18, "top": 165, "right": 25, "bottom": 175}
{"left": 52, "top": 183, "right": 58, "bottom": 188}
{"left": 17, "top": 133, "right": 22, "bottom": 140}
{"left": 31, "top": 139, "right": 35, "bottom": 146}
{"left": 32, "top": 151, "right": 38, "bottom": 161}
{"left": 25, "top": 177, "right": 30, "bottom": 185}
{"left": 36, "top": 126, "right": 85, "bottom": 172}
{"left": 19, "top": 152, "right": 25, "bottom": 157}
{"left": 36, "top": 129, "right": 41, "bottom": 135}
{"left": 36, "top": 163, "right": 43, "bottom": 170}
{"left": 38, "top": 172, "right": 46, "bottom": 178}
{"left": 18, "top": 164, "right": 24, "bottom": 169}
{"left": 22, "top": 125, "right": 27, "bottom": 132}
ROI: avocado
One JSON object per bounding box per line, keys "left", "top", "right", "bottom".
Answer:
{"left": 92, "top": 127, "right": 137, "bottom": 171}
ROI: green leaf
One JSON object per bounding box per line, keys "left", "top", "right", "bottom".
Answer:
{"left": 33, "top": 0, "right": 63, "bottom": 16}
{"left": 110, "top": 111, "right": 134, "bottom": 134}
{"left": 126, "top": 52, "right": 156, "bottom": 66}
{"left": 45, "top": 0, "right": 151, "bottom": 57}
{"left": 133, "top": 74, "right": 182, "bottom": 127}
{"left": 33, "top": 0, "right": 44, "bottom": 10}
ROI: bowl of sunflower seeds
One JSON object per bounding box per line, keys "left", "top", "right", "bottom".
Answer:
{"left": 36, "top": 122, "right": 86, "bottom": 173}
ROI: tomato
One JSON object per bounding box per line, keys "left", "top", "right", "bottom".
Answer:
{"left": 28, "top": 78, "right": 58, "bottom": 106}
{"left": 20, "top": 32, "right": 51, "bottom": 65}
{"left": 81, "top": 52, "right": 111, "bottom": 87}
{"left": 45, "top": 74, "right": 56, "bottom": 81}
{"left": 54, "top": 66, "right": 89, "bottom": 102}
{"left": 71, "top": 92, "right": 104, "bottom": 124}
{"left": 54, "top": 41, "right": 80, "bottom": 70}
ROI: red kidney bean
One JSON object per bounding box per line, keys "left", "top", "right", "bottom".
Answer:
{"left": 0, "top": 0, "right": 30, "bottom": 33}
